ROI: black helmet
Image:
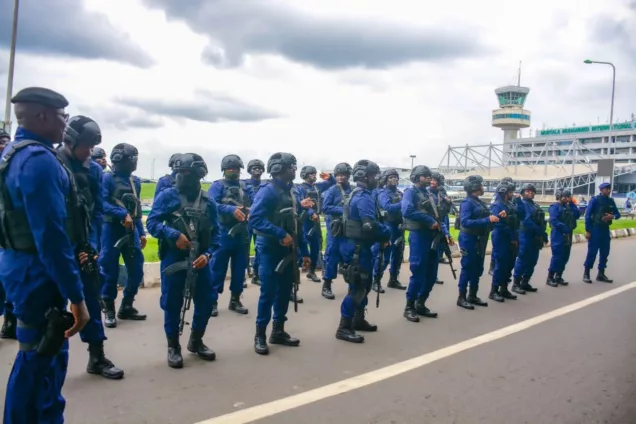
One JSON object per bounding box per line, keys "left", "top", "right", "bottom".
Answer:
{"left": 496, "top": 183, "right": 509, "bottom": 194}
{"left": 173, "top": 153, "right": 208, "bottom": 179}
{"left": 431, "top": 172, "right": 443, "bottom": 183}
{"left": 110, "top": 143, "right": 138, "bottom": 163}
{"left": 376, "top": 170, "right": 386, "bottom": 185}
{"left": 384, "top": 168, "right": 399, "bottom": 179}
{"left": 506, "top": 181, "right": 516, "bottom": 193}
{"left": 501, "top": 177, "right": 513, "bottom": 184}
{"left": 247, "top": 159, "right": 265, "bottom": 173}
{"left": 300, "top": 165, "right": 317, "bottom": 180}
{"left": 410, "top": 165, "right": 432, "bottom": 183}
{"left": 463, "top": 175, "right": 484, "bottom": 193}
{"left": 168, "top": 153, "right": 182, "bottom": 168}
{"left": 556, "top": 188, "right": 572, "bottom": 200}
{"left": 221, "top": 154, "right": 244, "bottom": 171}
{"left": 64, "top": 115, "right": 102, "bottom": 148}
{"left": 333, "top": 162, "right": 353, "bottom": 176}
{"left": 520, "top": 183, "right": 536, "bottom": 194}
{"left": 0, "top": 129, "right": 10, "bottom": 140}
{"left": 91, "top": 146, "right": 106, "bottom": 160}
{"left": 438, "top": 173, "right": 446, "bottom": 185}
{"left": 267, "top": 152, "right": 297, "bottom": 175}
{"left": 352, "top": 160, "right": 380, "bottom": 182}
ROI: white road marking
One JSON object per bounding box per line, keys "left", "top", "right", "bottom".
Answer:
{"left": 197, "top": 281, "right": 636, "bottom": 424}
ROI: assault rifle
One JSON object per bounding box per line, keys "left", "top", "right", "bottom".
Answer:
{"left": 274, "top": 206, "right": 301, "bottom": 312}
{"left": 163, "top": 240, "right": 200, "bottom": 335}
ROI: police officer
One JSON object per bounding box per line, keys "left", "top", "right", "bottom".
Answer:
{"left": 250, "top": 153, "right": 308, "bottom": 355}
{"left": 0, "top": 128, "right": 16, "bottom": 340}
{"left": 321, "top": 162, "right": 353, "bottom": 300}
{"left": 147, "top": 153, "right": 220, "bottom": 368}
{"left": 244, "top": 159, "right": 267, "bottom": 285}
{"left": 298, "top": 165, "right": 335, "bottom": 282}
{"left": 488, "top": 177, "right": 519, "bottom": 276}
{"left": 58, "top": 116, "right": 124, "bottom": 379}
{"left": 100, "top": 143, "right": 148, "bottom": 327}
{"left": 374, "top": 168, "right": 406, "bottom": 291}
{"left": 401, "top": 166, "right": 448, "bottom": 322}
{"left": 457, "top": 175, "right": 496, "bottom": 310}
{"left": 0, "top": 87, "right": 90, "bottom": 423}
{"left": 154, "top": 153, "right": 182, "bottom": 200}
{"left": 547, "top": 189, "right": 580, "bottom": 287}
{"left": 335, "top": 160, "right": 389, "bottom": 343}
{"left": 370, "top": 171, "right": 387, "bottom": 292}
{"left": 91, "top": 146, "right": 109, "bottom": 171}
{"left": 429, "top": 172, "right": 453, "bottom": 284}
{"left": 583, "top": 182, "right": 620, "bottom": 283}
{"left": 513, "top": 183, "right": 547, "bottom": 293}
{"left": 209, "top": 155, "right": 252, "bottom": 315}
{"left": 489, "top": 183, "right": 519, "bottom": 302}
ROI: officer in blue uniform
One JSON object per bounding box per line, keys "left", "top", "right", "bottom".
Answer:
{"left": 244, "top": 159, "right": 267, "bottom": 285}
{"left": 209, "top": 155, "right": 252, "bottom": 315}
{"left": 429, "top": 172, "right": 454, "bottom": 285}
{"left": 0, "top": 128, "right": 16, "bottom": 340}
{"left": 250, "top": 153, "right": 308, "bottom": 355}
{"left": 154, "top": 153, "right": 182, "bottom": 200}
{"left": 321, "top": 162, "right": 353, "bottom": 300}
{"left": 489, "top": 183, "right": 519, "bottom": 302}
{"left": 0, "top": 87, "right": 90, "bottom": 423}
{"left": 100, "top": 143, "right": 148, "bottom": 327}
{"left": 401, "top": 166, "right": 448, "bottom": 322}
{"left": 370, "top": 171, "right": 387, "bottom": 292}
{"left": 59, "top": 116, "right": 124, "bottom": 379}
{"left": 336, "top": 160, "right": 389, "bottom": 343}
{"left": 373, "top": 169, "right": 407, "bottom": 292}
{"left": 489, "top": 177, "right": 518, "bottom": 276}
{"left": 147, "top": 153, "right": 220, "bottom": 368}
{"left": 547, "top": 189, "right": 580, "bottom": 287}
{"left": 583, "top": 182, "right": 620, "bottom": 283}
{"left": 457, "top": 175, "right": 496, "bottom": 310}
{"left": 512, "top": 183, "right": 547, "bottom": 293}
{"left": 299, "top": 165, "right": 335, "bottom": 282}
{"left": 91, "top": 146, "right": 109, "bottom": 171}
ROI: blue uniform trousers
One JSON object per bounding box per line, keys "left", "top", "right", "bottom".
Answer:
{"left": 78, "top": 272, "right": 106, "bottom": 343}
{"left": 514, "top": 232, "right": 542, "bottom": 279}
{"left": 491, "top": 231, "right": 516, "bottom": 288}
{"left": 323, "top": 230, "right": 345, "bottom": 281}
{"left": 256, "top": 243, "right": 292, "bottom": 327}
{"left": 302, "top": 219, "right": 322, "bottom": 271}
{"left": 211, "top": 234, "right": 247, "bottom": 295}
{"left": 458, "top": 233, "right": 487, "bottom": 291}
{"left": 99, "top": 224, "right": 144, "bottom": 301}
{"left": 584, "top": 227, "right": 611, "bottom": 270}
{"left": 406, "top": 231, "right": 438, "bottom": 301}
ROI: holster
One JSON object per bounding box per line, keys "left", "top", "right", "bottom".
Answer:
{"left": 330, "top": 218, "right": 343, "bottom": 237}
{"left": 18, "top": 308, "right": 75, "bottom": 356}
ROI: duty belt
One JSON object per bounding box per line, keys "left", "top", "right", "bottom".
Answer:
{"left": 17, "top": 320, "right": 39, "bottom": 351}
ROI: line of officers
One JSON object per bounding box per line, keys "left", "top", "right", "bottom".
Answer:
{"left": 0, "top": 87, "right": 622, "bottom": 423}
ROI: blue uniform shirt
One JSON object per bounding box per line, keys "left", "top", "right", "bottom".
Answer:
{"left": 102, "top": 171, "right": 146, "bottom": 236}
{"left": 209, "top": 179, "right": 254, "bottom": 230}
{"left": 490, "top": 196, "right": 517, "bottom": 242}
{"left": 379, "top": 187, "right": 403, "bottom": 219}
{"left": 322, "top": 183, "right": 351, "bottom": 218}
{"left": 0, "top": 127, "right": 84, "bottom": 308}
{"left": 154, "top": 172, "right": 177, "bottom": 200}
{"left": 348, "top": 185, "right": 391, "bottom": 241}
{"left": 585, "top": 194, "right": 620, "bottom": 232}
{"left": 549, "top": 202, "right": 581, "bottom": 235}
{"left": 402, "top": 186, "right": 448, "bottom": 235}
{"left": 460, "top": 195, "right": 491, "bottom": 231}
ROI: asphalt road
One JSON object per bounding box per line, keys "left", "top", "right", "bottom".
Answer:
{"left": 0, "top": 239, "right": 635, "bottom": 424}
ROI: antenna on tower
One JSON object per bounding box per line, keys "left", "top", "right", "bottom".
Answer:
{"left": 517, "top": 61, "right": 522, "bottom": 87}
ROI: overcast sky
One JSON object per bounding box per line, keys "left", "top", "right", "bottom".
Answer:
{"left": 1, "top": 0, "right": 634, "bottom": 180}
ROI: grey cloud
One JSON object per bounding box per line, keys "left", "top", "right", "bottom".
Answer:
{"left": 0, "top": 0, "right": 153, "bottom": 68}
{"left": 141, "top": 0, "right": 488, "bottom": 70}
{"left": 115, "top": 91, "right": 282, "bottom": 124}
{"left": 591, "top": 14, "right": 636, "bottom": 64}
{"left": 76, "top": 105, "right": 165, "bottom": 131}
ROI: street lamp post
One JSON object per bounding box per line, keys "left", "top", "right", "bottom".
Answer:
{"left": 3, "top": 0, "right": 19, "bottom": 134}
{"left": 409, "top": 155, "right": 416, "bottom": 169}
{"left": 584, "top": 59, "right": 616, "bottom": 192}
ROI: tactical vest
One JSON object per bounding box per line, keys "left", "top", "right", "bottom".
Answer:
{"left": 432, "top": 189, "right": 451, "bottom": 218}
{"left": 251, "top": 179, "right": 269, "bottom": 195}
{"left": 255, "top": 183, "right": 298, "bottom": 240}
{"left": 592, "top": 195, "right": 615, "bottom": 226}
{"left": 403, "top": 188, "right": 439, "bottom": 231}
{"left": 58, "top": 148, "right": 97, "bottom": 216}
{"left": 104, "top": 174, "right": 142, "bottom": 222}
{"left": 0, "top": 140, "right": 79, "bottom": 253}
{"left": 302, "top": 182, "right": 322, "bottom": 214}
{"left": 554, "top": 203, "right": 577, "bottom": 232}
{"left": 342, "top": 187, "right": 380, "bottom": 242}
{"left": 521, "top": 201, "right": 546, "bottom": 232}
{"left": 460, "top": 197, "right": 490, "bottom": 236}
{"left": 505, "top": 200, "right": 520, "bottom": 231}
{"left": 381, "top": 188, "right": 403, "bottom": 224}
{"left": 159, "top": 191, "right": 212, "bottom": 259}
{"left": 219, "top": 179, "right": 248, "bottom": 226}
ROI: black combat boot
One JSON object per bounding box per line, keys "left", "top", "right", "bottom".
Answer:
{"left": 187, "top": 330, "right": 216, "bottom": 361}
{"left": 415, "top": 297, "right": 438, "bottom": 318}
{"left": 435, "top": 279, "right": 444, "bottom": 285}
{"left": 520, "top": 278, "right": 538, "bottom": 293}
{"left": 512, "top": 277, "right": 526, "bottom": 294}
{"left": 488, "top": 259, "right": 495, "bottom": 276}
{"left": 583, "top": 267, "right": 592, "bottom": 283}
{"left": 117, "top": 297, "right": 147, "bottom": 320}
{"left": 86, "top": 341, "right": 124, "bottom": 379}
{"left": 499, "top": 284, "right": 517, "bottom": 300}
{"left": 289, "top": 292, "right": 304, "bottom": 304}
{"left": 457, "top": 290, "right": 475, "bottom": 310}
{"left": 403, "top": 300, "right": 420, "bottom": 322}
{"left": 306, "top": 270, "right": 321, "bottom": 283}
{"left": 488, "top": 286, "right": 504, "bottom": 302}
{"left": 254, "top": 325, "right": 269, "bottom": 355}
{"left": 251, "top": 274, "right": 261, "bottom": 286}
{"left": 0, "top": 310, "right": 17, "bottom": 339}
{"left": 335, "top": 317, "right": 364, "bottom": 343}
{"left": 322, "top": 280, "right": 335, "bottom": 300}
{"left": 555, "top": 273, "right": 569, "bottom": 286}
{"left": 387, "top": 274, "right": 406, "bottom": 290}
{"left": 371, "top": 277, "right": 385, "bottom": 294}
{"left": 353, "top": 309, "right": 378, "bottom": 332}
{"left": 269, "top": 321, "right": 300, "bottom": 346}
{"left": 167, "top": 337, "right": 183, "bottom": 369}
{"left": 228, "top": 294, "right": 249, "bottom": 314}
{"left": 546, "top": 272, "right": 559, "bottom": 288}
{"left": 596, "top": 270, "right": 613, "bottom": 283}
{"left": 103, "top": 300, "right": 117, "bottom": 328}
{"left": 210, "top": 301, "right": 218, "bottom": 317}
{"left": 467, "top": 286, "right": 488, "bottom": 307}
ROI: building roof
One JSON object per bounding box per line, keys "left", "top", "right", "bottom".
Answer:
{"left": 445, "top": 164, "right": 598, "bottom": 182}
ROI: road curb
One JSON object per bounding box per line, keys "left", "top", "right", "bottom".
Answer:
{"left": 136, "top": 227, "right": 636, "bottom": 289}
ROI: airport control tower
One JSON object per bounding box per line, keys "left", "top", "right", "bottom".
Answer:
{"left": 492, "top": 84, "right": 531, "bottom": 143}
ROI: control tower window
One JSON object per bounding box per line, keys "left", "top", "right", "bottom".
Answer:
{"left": 498, "top": 92, "right": 527, "bottom": 106}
